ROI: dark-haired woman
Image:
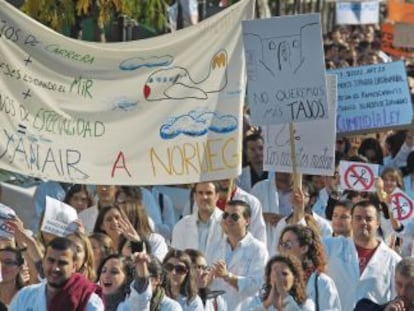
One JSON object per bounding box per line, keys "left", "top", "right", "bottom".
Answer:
{"left": 279, "top": 225, "right": 341, "bottom": 310}
{"left": 246, "top": 255, "right": 314, "bottom": 310}
{"left": 0, "top": 247, "right": 26, "bottom": 307}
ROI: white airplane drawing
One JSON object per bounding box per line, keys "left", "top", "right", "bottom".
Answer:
{"left": 143, "top": 50, "right": 228, "bottom": 101}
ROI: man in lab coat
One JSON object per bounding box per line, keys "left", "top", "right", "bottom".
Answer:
{"left": 208, "top": 199, "right": 268, "bottom": 311}
{"left": 171, "top": 181, "right": 223, "bottom": 258}
{"left": 324, "top": 200, "right": 401, "bottom": 311}
{"left": 10, "top": 237, "right": 104, "bottom": 311}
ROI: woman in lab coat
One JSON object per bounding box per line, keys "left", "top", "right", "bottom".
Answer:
{"left": 246, "top": 254, "right": 314, "bottom": 311}
{"left": 278, "top": 225, "right": 341, "bottom": 310}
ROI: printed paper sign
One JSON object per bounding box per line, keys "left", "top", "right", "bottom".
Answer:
{"left": 336, "top": 1, "right": 379, "bottom": 25}
{"left": 381, "top": 23, "right": 414, "bottom": 58}
{"left": 263, "top": 74, "right": 336, "bottom": 176}
{"left": 388, "top": 0, "right": 414, "bottom": 23}
{"left": 0, "top": 203, "right": 16, "bottom": 239}
{"left": 242, "top": 13, "right": 328, "bottom": 125}
{"left": 41, "top": 196, "right": 78, "bottom": 237}
{"left": 329, "top": 61, "right": 413, "bottom": 135}
{"left": 339, "top": 161, "right": 379, "bottom": 192}
{"left": 393, "top": 23, "right": 414, "bottom": 48}
{"left": 0, "top": 0, "right": 255, "bottom": 185}
{"left": 390, "top": 188, "right": 414, "bottom": 223}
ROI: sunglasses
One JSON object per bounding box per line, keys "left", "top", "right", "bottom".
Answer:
{"left": 278, "top": 240, "right": 297, "bottom": 250}
{"left": 164, "top": 263, "right": 188, "bottom": 275}
{"left": 222, "top": 212, "right": 241, "bottom": 222}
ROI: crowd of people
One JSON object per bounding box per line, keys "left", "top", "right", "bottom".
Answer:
{"left": 0, "top": 21, "right": 414, "bottom": 311}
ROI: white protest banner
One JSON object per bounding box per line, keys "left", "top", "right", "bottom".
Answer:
{"left": 0, "top": 203, "right": 16, "bottom": 239}
{"left": 263, "top": 74, "right": 336, "bottom": 176}
{"left": 390, "top": 188, "right": 414, "bottom": 224}
{"left": 339, "top": 160, "right": 379, "bottom": 192}
{"left": 0, "top": 0, "right": 255, "bottom": 185}
{"left": 336, "top": 1, "right": 379, "bottom": 25}
{"left": 329, "top": 61, "right": 413, "bottom": 135}
{"left": 242, "top": 13, "right": 328, "bottom": 126}
{"left": 41, "top": 196, "right": 78, "bottom": 237}
{"left": 393, "top": 23, "right": 414, "bottom": 48}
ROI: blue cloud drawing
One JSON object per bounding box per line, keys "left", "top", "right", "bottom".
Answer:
{"left": 112, "top": 97, "right": 138, "bottom": 111}
{"left": 119, "top": 55, "right": 173, "bottom": 71}
{"left": 160, "top": 110, "right": 238, "bottom": 140}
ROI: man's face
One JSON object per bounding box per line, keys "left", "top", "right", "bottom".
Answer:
{"left": 222, "top": 204, "right": 249, "bottom": 237}
{"left": 332, "top": 206, "right": 352, "bottom": 236}
{"left": 194, "top": 182, "right": 218, "bottom": 215}
{"left": 245, "top": 139, "right": 264, "bottom": 166}
{"left": 395, "top": 272, "right": 414, "bottom": 308}
{"left": 351, "top": 205, "right": 379, "bottom": 243}
{"left": 43, "top": 247, "right": 76, "bottom": 289}
{"left": 96, "top": 185, "right": 117, "bottom": 203}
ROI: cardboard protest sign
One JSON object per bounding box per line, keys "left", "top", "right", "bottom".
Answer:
{"left": 336, "top": 1, "right": 379, "bottom": 25}
{"left": 339, "top": 160, "right": 379, "bottom": 192}
{"left": 242, "top": 13, "right": 328, "bottom": 125}
{"left": 329, "top": 61, "right": 413, "bottom": 135}
{"left": 393, "top": 23, "right": 414, "bottom": 48}
{"left": 263, "top": 74, "right": 336, "bottom": 176}
{"left": 0, "top": 0, "right": 255, "bottom": 185}
{"left": 388, "top": 0, "right": 414, "bottom": 23}
{"left": 0, "top": 203, "right": 16, "bottom": 239}
{"left": 40, "top": 196, "right": 78, "bottom": 237}
{"left": 381, "top": 23, "right": 414, "bottom": 58}
{"left": 390, "top": 188, "right": 414, "bottom": 224}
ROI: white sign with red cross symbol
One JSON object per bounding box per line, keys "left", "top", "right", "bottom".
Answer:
{"left": 390, "top": 188, "right": 414, "bottom": 223}
{"left": 339, "top": 161, "right": 379, "bottom": 192}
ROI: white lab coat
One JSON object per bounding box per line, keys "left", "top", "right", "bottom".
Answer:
{"left": 238, "top": 166, "right": 253, "bottom": 192}
{"left": 120, "top": 280, "right": 182, "bottom": 311}
{"left": 180, "top": 188, "right": 267, "bottom": 245}
{"left": 10, "top": 281, "right": 104, "bottom": 311}
{"left": 323, "top": 236, "right": 401, "bottom": 311}
{"left": 207, "top": 232, "right": 268, "bottom": 311}
{"left": 233, "top": 187, "right": 267, "bottom": 245}
{"left": 307, "top": 272, "right": 341, "bottom": 311}
{"left": 171, "top": 208, "right": 224, "bottom": 259}
{"left": 251, "top": 177, "right": 280, "bottom": 252}
{"left": 245, "top": 294, "right": 315, "bottom": 311}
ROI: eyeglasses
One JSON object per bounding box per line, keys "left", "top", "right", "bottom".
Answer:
{"left": 222, "top": 212, "right": 241, "bottom": 222}
{"left": 194, "top": 265, "right": 212, "bottom": 272}
{"left": 279, "top": 240, "right": 298, "bottom": 250}
{"left": 164, "top": 263, "right": 188, "bottom": 275}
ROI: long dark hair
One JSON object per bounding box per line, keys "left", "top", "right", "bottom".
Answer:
{"left": 163, "top": 249, "right": 198, "bottom": 303}
{"left": 97, "top": 254, "right": 133, "bottom": 297}
{"left": 261, "top": 255, "right": 307, "bottom": 305}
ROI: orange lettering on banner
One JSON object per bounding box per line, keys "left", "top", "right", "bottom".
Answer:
{"left": 388, "top": 0, "right": 414, "bottom": 23}
{"left": 111, "top": 151, "right": 132, "bottom": 177}
{"left": 381, "top": 23, "right": 414, "bottom": 58}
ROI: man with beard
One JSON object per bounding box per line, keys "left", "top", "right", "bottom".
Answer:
{"left": 323, "top": 200, "right": 401, "bottom": 311}
{"left": 10, "top": 237, "right": 103, "bottom": 311}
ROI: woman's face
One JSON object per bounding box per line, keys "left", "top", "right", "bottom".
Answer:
{"left": 278, "top": 231, "right": 307, "bottom": 261}
{"left": 99, "top": 258, "right": 126, "bottom": 295}
{"left": 100, "top": 208, "right": 122, "bottom": 237}
{"left": 383, "top": 172, "right": 398, "bottom": 194}
{"left": 270, "top": 262, "right": 295, "bottom": 292}
{"left": 0, "top": 250, "right": 21, "bottom": 283}
{"left": 90, "top": 238, "right": 102, "bottom": 268}
{"left": 69, "top": 190, "right": 89, "bottom": 213}
{"left": 67, "top": 235, "right": 86, "bottom": 273}
{"left": 193, "top": 256, "right": 211, "bottom": 288}
{"left": 164, "top": 257, "right": 188, "bottom": 289}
